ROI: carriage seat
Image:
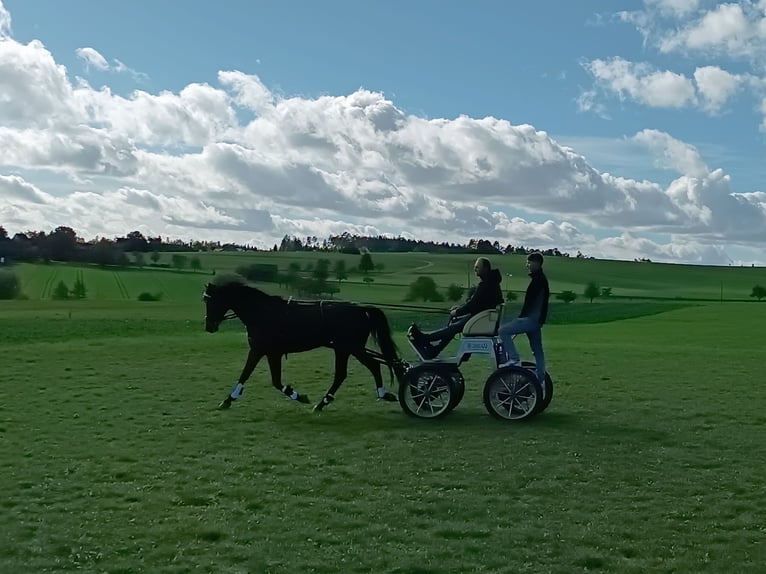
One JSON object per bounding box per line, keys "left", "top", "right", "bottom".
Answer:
{"left": 461, "top": 305, "right": 504, "bottom": 337}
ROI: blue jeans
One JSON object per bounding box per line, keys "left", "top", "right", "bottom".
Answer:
{"left": 498, "top": 317, "right": 545, "bottom": 382}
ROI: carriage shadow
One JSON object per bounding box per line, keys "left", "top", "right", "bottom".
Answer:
{"left": 262, "top": 403, "right": 670, "bottom": 448}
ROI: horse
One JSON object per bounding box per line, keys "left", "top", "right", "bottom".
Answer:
{"left": 202, "top": 277, "right": 404, "bottom": 412}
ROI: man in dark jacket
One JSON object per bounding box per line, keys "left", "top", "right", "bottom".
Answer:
{"left": 498, "top": 252, "right": 550, "bottom": 383}
{"left": 408, "top": 257, "right": 504, "bottom": 359}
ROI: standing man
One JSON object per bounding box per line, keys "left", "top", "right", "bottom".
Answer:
{"left": 408, "top": 256, "right": 503, "bottom": 359}
{"left": 498, "top": 252, "right": 550, "bottom": 384}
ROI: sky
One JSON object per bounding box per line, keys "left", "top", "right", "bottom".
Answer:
{"left": 1, "top": 0, "right": 766, "bottom": 265}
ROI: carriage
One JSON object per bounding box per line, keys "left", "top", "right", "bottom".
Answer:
{"left": 378, "top": 304, "right": 553, "bottom": 421}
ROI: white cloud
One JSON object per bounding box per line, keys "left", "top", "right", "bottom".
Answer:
{"left": 0, "top": 174, "right": 51, "bottom": 203}
{"left": 75, "top": 46, "right": 147, "bottom": 81}
{"left": 658, "top": 2, "right": 766, "bottom": 59}
{"left": 584, "top": 58, "right": 697, "bottom": 108}
{"left": 76, "top": 47, "right": 109, "bottom": 71}
{"left": 693, "top": 66, "right": 747, "bottom": 112}
{"left": 0, "top": 0, "right": 764, "bottom": 265}
{"left": 0, "top": 0, "right": 10, "bottom": 39}
{"left": 633, "top": 129, "right": 709, "bottom": 177}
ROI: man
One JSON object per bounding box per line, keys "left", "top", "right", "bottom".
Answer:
{"left": 498, "top": 252, "right": 550, "bottom": 384}
{"left": 408, "top": 257, "right": 503, "bottom": 359}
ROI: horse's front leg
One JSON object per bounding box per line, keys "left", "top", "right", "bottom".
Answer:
{"left": 218, "top": 347, "right": 264, "bottom": 409}
{"left": 267, "top": 353, "right": 310, "bottom": 404}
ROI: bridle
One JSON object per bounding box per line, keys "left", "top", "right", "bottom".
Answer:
{"left": 203, "top": 292, "right": 238, "bottom": 322}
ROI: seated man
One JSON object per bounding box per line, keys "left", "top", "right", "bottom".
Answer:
{"left": 408, "top": 257, "right": 503, "bottom": 359}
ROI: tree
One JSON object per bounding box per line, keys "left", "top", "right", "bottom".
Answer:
{"left": 584, "top": 282, "right": 600, "bottom": 303}
{"left": 171, "top": 254, "right": 188, "bottom": 270}
{"left": 359, "top": 252, "right": 374, "bottom": 274}
{"left": 333, "top": 260, "right": 348, "bottom": 283}
{"left": 0, "top": 270, "right": 21, "bottom": 299}
{"left": 506, "top": 290, "right": 518, "bottom": 302}
{"left": 52, "top": 280, "right": 70, "bottom": 300}
{"left": 751, "top": 285, "right": 766, "bottom": 301}
{"left": 72, "top": 274, "right": 87, "bottom": 299}
{"left": 150, "top": 251, "right": 161, "bottom": 264}
{"left": 190, "top": 256, "right": 202, "bottom": 272}
{"left": 312, "top": 258, "right": 330, "bottom": 283}
{"left": 601, "top": 287, "right": 612, "bottom": 297}
{"left": 47, "top": 226, "right": 78, "bottom": 261}
{"left": 134, "top": 252, "right": 146, "bottom": 268}
{"left": 446, "top": 283, "right": 464, "bottom": 302}
{"left": 556, "top": 290, "right": 577, "bottom": 304}
{"left": 405, "top": 276, "right": 444, "bottom": 302}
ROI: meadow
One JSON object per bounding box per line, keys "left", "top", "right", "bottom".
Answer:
{"left": 1, "top": 253, "right": 766, "bottom": 573}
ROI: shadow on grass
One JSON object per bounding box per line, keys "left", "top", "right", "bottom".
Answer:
{"left": 237, "top": 402, "right": 670, "bottom": 447}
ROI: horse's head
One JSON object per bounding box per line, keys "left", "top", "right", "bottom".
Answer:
{"left": 202, "top": 282, "right": 237, "bottom": 333}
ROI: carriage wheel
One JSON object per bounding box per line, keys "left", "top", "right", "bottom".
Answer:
{"left": 483, "top": 366, "right": 542, "bottom": 421}
{"left": 521, "top": 361, "right": 554, "bottom": 414}
{"left": 398, "top": 365, "right": 459, "bottom": 419}
{"left": 447, "top": 368, "right": 465, "bottom": 412}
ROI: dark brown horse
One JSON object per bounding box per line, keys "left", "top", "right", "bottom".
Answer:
{"left": 203, "top": 277, "right": 403, "bottom": 412}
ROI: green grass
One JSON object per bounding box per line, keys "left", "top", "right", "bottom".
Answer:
{"left": 10, "top": 250, "right": 766, "bottom": 305}
{"left": 1, "top": 299, "right": 766, "bottom": 572}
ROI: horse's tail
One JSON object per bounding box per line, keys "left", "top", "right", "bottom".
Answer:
{"left": 364, "top": 306, "right": 401, "bottom": 379}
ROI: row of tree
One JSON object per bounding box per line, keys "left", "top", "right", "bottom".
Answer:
{"left": 0, "top": 225, "right": 582, "bottom": 266}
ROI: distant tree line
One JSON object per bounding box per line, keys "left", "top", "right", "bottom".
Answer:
{"left": 280, "top": 232, "right": 573, "bottom": 258}
{"left": 0, "top": 226, "right": 209, "bottom": 269}
{"left": 0, "top": 224, "right": 584, "bottom": 266}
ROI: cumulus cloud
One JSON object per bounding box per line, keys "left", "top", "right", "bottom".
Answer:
{"left": 658, "top": 2, "right": 766, "bottom": 59}
{"left": 584, "top": 58, "right": 697, "bottom": 108}
{"left": 1, "top": 0, "right": 765, "bottom": 264}
{"left": 0, "top": 174, "right": 51, "bottom": 204}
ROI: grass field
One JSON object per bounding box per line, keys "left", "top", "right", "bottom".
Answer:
{"left": 2, "top": 255, "right": 766, "bottom": 572}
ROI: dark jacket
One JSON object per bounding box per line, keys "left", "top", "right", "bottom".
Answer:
{"left": 455, "top": 268, "right": 503, "bottom": 317}
{"left": 520, "top": 269, "right": 549, "bottom": 325}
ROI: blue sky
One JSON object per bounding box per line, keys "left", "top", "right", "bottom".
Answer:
{"left": 2, "top": 0, "right": 766, "bottom": 264}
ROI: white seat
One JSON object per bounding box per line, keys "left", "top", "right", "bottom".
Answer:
{"left": 461, "top": 304, "right": 504, "bottom": 337}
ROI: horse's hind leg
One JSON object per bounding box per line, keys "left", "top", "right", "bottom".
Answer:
{"left": 353, "top": 349, "right": 398, "bottom": 402}
{"left": 267, "top": 353, "right": 310, "bottom": 404}
{"left": 219, "top": 348, "right": 264, "bottom": 409}
{"left": 313, "top": 349, "right": 351, "bottom": 412}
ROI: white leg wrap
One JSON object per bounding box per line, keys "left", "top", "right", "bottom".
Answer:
{"left": 377, "top": 386, "right": 389, "bottom": 398}
{"left": 230, "top": 382, "right": 245, "bottom": 400}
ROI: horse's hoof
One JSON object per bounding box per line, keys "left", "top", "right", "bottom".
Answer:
{"left": 218, "top": 399, "right": 232, "bottom": 410}
{"left": 297, "top": 394, "right": 310, "bottom": 404}
{"left": 380, "top": 392, "right": 398, "bottom": 403}
{"left": 312, "top": 402, "right": 325, "bottom": 413}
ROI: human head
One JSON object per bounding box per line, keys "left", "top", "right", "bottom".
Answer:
{"left": 526, "top": 252, "right": 543, "bottom": 272}
{"left": 473, "top": 257, "right": 491, "bottom": 278}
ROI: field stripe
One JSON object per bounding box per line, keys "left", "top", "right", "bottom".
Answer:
{"left": 113, "top": 271, "right": 129, "bottom": 300}
{"left": 40, "top": 269, "right": 58, "bottom": 299}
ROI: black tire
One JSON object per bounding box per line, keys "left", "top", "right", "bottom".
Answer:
{"left": 448, "top": 368, "right": 466, "bottom": 411}
{"left": 521, "top": 361, "right": 554, "bottom": 414}
{"left": 483, "top": 366, "right": 542, "bottom": 421}
{"left": 398, "top": 365, "right": 459, "bottom": 419}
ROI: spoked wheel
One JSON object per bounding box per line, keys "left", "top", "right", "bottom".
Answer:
{"left": 399, "top": 365, "right": 459, "bottom": 419}
{"left": 483, "top": 366, "right": 543, "bottom": 421}
{"left": 521, "top": 361, "right": 554, "bottom": 414}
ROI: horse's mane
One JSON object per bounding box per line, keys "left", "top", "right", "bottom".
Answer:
{"left": 210, "top": 274, "right": 285, "bottom": 305}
